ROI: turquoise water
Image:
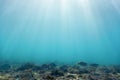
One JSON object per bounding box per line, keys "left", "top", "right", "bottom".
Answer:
{"left": 0, "top": 0, "right": 120, "bottom": 65}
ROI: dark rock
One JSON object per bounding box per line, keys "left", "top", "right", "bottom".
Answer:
{"left": 88, "top": 75, "right": 96, "bottom": 80}
{"left": 71, "top": 71, "right": 80, "bottom": 74}
{"left": 90, "top": 64, "right": 99, "bottom": 67}
{"left": 51, "top": 69, "right": 64, "bottom": 77}
{"left": 67, "top": 67, "right": 81, "bottom": 74}
{"left": 17, "top": 63, "right": 35, "bottom": 71}
{"left": 40, "top": 64, "right": 49, "bottom": 69}
{"left": 43, "top": 75, "right": 55, "bottom": 80}
{"left": 39, "top": 70, "right": 46, "bottom": 74}
{"left": 32, "top": 66, "right": 41, "bottom": 71}
{"left": 108, "top": 66, "right": 117, "bottom": 74}
{"left": 0, "top": 64, "right": 11, "bottom": 71}
{"left": 66, "top": 75, "right": 76, "bottom": 79}
{"left": 72, "top": 65, "right": 80, "bottom": 69}
{"left": 49, "top": 63, "right": 56, "bottom": 68}
{"left": 40, "top": 63, "right": 57, "bottom": 70}
{"left": 114, "top": 65, "right": 120, "bottom": 73}
{"left": 104, "top": 77, "right": 115, "bottom": 80}
{"left": 78, "top": 62, "right": 88, "bottom": 66}
{"left": 79, "top": 69, "right": 89, "bottom": 74}
{"left": 60, "top": 65, "right": 69, "bottom": 72}
{"left": 48, "top": 63, "right": 57, "bottom": 70}
{"left": 92, "top": 73, "right": 100, "bottom": 76}
{"left": 40, "top": 64, "right": 50, "bottom": 70}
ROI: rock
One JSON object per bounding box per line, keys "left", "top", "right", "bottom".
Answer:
{"left": 72, "top": 65, "right": 80, "bottom": 70}
{"left": 41, "top": 63, "right": 56, "bottom": 69}
{"left": 114, "top": 65, "right": 120, "bottom": 73}
{"left": 40, "top": 64, "right": 49, "bottom": 70}
{"left": 15, "top": 71, "right": 35, "bottom": 80}
{"left": 39, "top": 70, "right": 46, "bottom": 74}
{"left": 49, "top": 63, "right": 56, "bottom": 68}
{"left": 0, "top": 75, "right": 10, "bottom": 80}
{"left": 48, "top": 63, "right": 57, "bottom": 70}
{"left": 87, "top": 75, "right": 96, "bottom": 80}
{"left": 33, "top": 72, "right": 41, "bottom": 80}
{"left": 108, "top": 66, "right": 117, "bottom": 74}
{"left": 66, "top": 74, "right": 76, "bottom": 79}
{"left": 68, "top": 68, "right": 80, "bottom": 74}
{"left": 17, "top": 63, "right": 35, "bottom": 71}
{"left": 78, "top": 62, "right": 88, "bottom": 66}
{"left": 0, "top": 64, "right": 11, "bottom": 71}
{"left": 79, "top": 69, "right": 89, "bottom": 74}
{"left": 32, "top": 66, "right": 41, "bottom": 71}
{"left": 97, "top": 66, "right": 112, "bottom": 74}
{"left": 90, "top": 64, "right": 99, "bottom": 67}
{"left": 42, "top": 75, "right": 55, "bottom": 80}
{"left": 60, "top": 65, "right": 69, "bottom": 72}
{"left": 51, "top": 69, "right": 64, "bottom": 77}
{"left": 104, "top": 76, "right": 115, "bottom": 80}
{"left": 88, "top": 66, "right": 97, "bottom": 73}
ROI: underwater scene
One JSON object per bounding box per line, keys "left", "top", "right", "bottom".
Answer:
{"left": 0, "top": 0, "right": 120, "bottom": 80}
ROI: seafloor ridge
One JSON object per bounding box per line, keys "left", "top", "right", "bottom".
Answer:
{"left": 0, "top": 62, "right": 120, "bottom": 80}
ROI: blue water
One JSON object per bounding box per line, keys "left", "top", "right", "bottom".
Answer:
{"left": 0, "top": 0, "right": 120, "bottom": 65}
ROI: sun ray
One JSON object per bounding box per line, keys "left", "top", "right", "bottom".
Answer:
{"left": 111, "top": 0, "right": 120, "bottom": 14}
{"left": 0, "top": 0, "right": 120, "bottom": 64}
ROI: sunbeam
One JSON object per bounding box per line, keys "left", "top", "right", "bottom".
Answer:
{"left": 111, "top": 0, "right": 120, "bottom": 14}
{"left": 0, "top": 0, "right": 120, "bottom": 65}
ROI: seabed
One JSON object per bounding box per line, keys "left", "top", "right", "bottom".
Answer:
{"left": 0, "top": 62, "right": 120, "bottom": 80}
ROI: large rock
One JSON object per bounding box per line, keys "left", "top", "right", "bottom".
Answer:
{"left": 78, "top": 62, "right": 88, "bottom": 66}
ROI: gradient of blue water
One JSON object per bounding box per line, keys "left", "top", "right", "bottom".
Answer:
{"left": 0, "top": 0, "right": 120, "bottom": 64}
